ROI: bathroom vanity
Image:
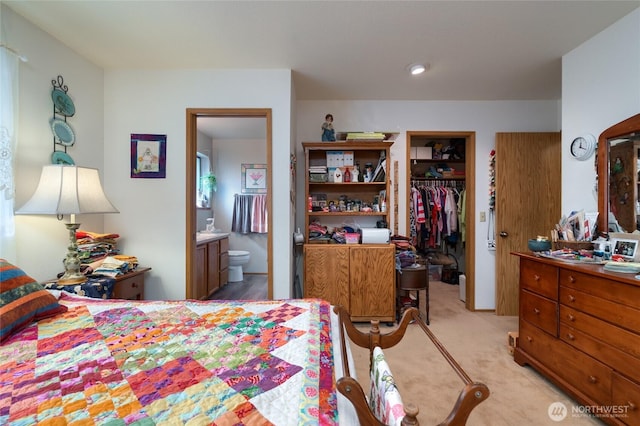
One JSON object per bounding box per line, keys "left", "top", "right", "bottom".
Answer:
{"left": 194, "top": 233, "right": 229, "bottom": 300}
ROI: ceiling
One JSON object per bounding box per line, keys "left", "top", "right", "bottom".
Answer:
{"left": 6, "top": 1, "right": 639, "bottom": 103}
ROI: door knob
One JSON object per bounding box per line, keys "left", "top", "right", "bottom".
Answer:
{"left": 499, "top": 231, "right": 508, "bottom": 238}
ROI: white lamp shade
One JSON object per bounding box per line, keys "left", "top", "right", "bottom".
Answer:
{"left": 16, "top": 165, "right": 118, "bottom": 215}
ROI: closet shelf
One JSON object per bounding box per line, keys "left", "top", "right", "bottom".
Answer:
{"left": 411, "top": 175, "right": 465, "bottom": 181}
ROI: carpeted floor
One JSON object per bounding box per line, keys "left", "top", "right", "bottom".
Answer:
{"left": 351, "top": 280, "right": 604, "bottom": 425}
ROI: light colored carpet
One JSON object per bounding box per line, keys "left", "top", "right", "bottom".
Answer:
{"left": 351, "top": 280, "right": 604, "bottom": 425}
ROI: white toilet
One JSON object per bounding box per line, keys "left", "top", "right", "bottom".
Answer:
{"left": 228, "top": 250, "right": 251, "bottom": 282}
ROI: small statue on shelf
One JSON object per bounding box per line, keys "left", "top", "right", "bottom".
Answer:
{"left": 321, "top": 114, "right": 336, "bottom": 141}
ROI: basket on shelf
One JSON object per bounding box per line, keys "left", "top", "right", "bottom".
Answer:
{"left": 552, "top": 240, "right": 594, "bottom": 251}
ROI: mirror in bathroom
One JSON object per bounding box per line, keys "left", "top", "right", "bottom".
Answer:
{"left": 597, "top": 113, "right": 640, "bottom": 234}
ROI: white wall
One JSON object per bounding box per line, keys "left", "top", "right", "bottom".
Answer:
{"left": 103, "top": 69, "right": 293, "bottom": 300}
{"left": 562, "top": 8, "right": 640, "bottom": 216}
{"left": 295, "top": 101, "right": 560, "bottom": 309}
{"left": 6, "top": 5, "right": 107, "bottom": 279}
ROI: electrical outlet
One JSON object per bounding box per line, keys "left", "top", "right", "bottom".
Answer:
{"left": 487, "top": 240, "right": 496, "bottom": 250}
{"left": 480, "top": 211, "right": 486, "bottom": 222}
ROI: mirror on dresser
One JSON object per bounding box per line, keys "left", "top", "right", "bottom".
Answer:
{"left": 597, "top": 113, "right": 640, "bottom": 234}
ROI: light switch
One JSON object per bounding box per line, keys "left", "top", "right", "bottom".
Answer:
{"left": 480, "top": 211, "right": 486, "bottom": 222}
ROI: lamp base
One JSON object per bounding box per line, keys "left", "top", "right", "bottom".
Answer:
{"left": 59, "top": 222, "right": 87, "bottom": 285}
{"left": 58, "top": 273, "right": 87, "bottom": 285}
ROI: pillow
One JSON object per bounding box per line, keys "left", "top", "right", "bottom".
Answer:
{"left": 0, "top": 259, "right": 68, "bottom": 342}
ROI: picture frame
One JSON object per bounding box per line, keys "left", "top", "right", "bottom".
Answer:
{"left": 610, "top": 237, "right": 639, "bottom": 261}
{"left": 131, "top": 134, "right": 166, "bottom": 178}
{"left": 241, "top": 163, "right": 267, "bottom": 194}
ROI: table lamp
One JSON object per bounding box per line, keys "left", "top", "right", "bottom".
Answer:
{"left": 16, "top": 165, "right": 119, "bottom": 284}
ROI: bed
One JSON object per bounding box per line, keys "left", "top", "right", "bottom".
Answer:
{"left": 1, "top": 259, "right": 489, "bottom": 425}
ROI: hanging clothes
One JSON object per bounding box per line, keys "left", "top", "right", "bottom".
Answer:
{"left": 410, "top": 180, "right": 465, "bottom": 251}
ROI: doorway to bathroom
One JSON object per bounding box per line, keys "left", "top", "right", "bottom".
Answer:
{"left": 186, "top": 108, "right": 272, "bottom": 300}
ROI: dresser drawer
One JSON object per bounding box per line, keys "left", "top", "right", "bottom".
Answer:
{"left": 560, "top": 306, "right": 640, "bottom": 383}
{"left": 520, "top": 258, "right": 558, "bottom": 299}
{"left": 520, "top": 320, "right": 612, "bottom": 405}
{"left": 220, "top": 252, "right": 229, "bottom": 270}
{"left": 560, "top": 269, "right": 640, "bottom": 311}
{"left": 219, "top": 237, "right": 229, "bottom": 254}
{"left": 113, "top": 274, "right": 145, "bottom": 300}
{"left": 521, "top": 289, "right": 558, "bottom": 336}
{"left": 560, "top": 285, "right": 640, "bottom": 334}
{"left": 219, "top": 268, "right": 228, "bottom": 287}
{"left": 612, "top": 372, "right": 640, "bottom": 426}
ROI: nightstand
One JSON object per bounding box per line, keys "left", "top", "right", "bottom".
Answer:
{"left": 43, "top": 267, "right": 151, "bottom": 300}
{"left": 112, "top": 267, "right": 151, "bottom": 300}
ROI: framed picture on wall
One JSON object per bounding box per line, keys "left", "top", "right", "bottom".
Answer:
{"left": 241, "top": 163, "right": 267, "bottom": 194}
{"left": 131, "top": 134, "right": 166, "bottom": 178}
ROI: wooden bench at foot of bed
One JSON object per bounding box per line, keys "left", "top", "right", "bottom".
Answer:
{"left": 334, "top": 306, "right": 490, "bottom": 426}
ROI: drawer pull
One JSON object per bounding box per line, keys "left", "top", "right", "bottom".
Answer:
{"left": 628, "top": 402, "right": 637, "bottom": 411}
{"left": 533, "top": 274, "right": 540, "bottom": 281}
{"left": 567, "top": 314, "right": 575, "bottom": 322}
{"left": 568, "top": 294, "right": 576, "bottom": 302}
{"left": 588, "top": 375, "right": 597, "bottom": 384}
{"left": 527, "top": 336, "right": 533, "bottom": 342}
{"left": 566, "top": 333, "right": 575, "bottom": 340}
{"left": 533, "top": 308, "right": 540, "bottom": 315}
{"left": 131, "top": 283, "right": 138, "bottom": 288}
{"left": 569, "top": 275, "right": 576, "bottom": 283}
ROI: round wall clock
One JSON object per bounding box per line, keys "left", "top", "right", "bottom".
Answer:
{"left": 570, "top": 134, "right": 596, "bottom": 161}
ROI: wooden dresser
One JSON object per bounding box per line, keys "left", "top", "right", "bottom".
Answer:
{"left": 514, "top": 253, "right": 640, "bottom": 425}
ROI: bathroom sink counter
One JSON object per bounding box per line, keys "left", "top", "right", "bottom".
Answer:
{"left": 196, "top": 232, "right": 230, "bottom": 244}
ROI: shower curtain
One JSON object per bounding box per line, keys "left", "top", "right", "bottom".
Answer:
{"left": 232, "top": 194, "right": 268, "bottom": 234}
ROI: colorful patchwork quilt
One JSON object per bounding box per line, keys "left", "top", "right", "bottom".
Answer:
{"left": 0, "top": 295, "right": 342, "bottom": 425}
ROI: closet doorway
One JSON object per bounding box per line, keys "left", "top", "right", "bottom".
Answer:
{"left": 405, "top": 131, "right": 476, "bottom": 310}
{"left": 186, "top": 108, "right": 273, "bottom": 300}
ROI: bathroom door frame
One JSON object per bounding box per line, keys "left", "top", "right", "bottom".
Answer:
{"left": 186, "top": 108, "right": 273, "bottom": 299}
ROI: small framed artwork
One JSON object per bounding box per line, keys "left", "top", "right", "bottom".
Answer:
{"left": 611, "top": 238, "right": 638, "bottom": 260}
{"left": 241, "top": 163, "right": 267, "bottom": 194}
{"left": 131, "top": 134, "right": 166, "bottom": 178}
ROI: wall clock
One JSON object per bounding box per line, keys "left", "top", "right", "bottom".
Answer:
{"left": 570, "top": 134, "right": 596, "bottom": 161}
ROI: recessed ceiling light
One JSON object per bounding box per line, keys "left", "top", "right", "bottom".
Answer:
{"left": 410, "top": 64, "right": 426, "bottom": 75}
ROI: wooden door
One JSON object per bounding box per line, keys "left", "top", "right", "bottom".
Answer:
{"left": 495, "top": 132, "right": 561, "bottom": 315}
{"left": 303, "top": 245, "right": 350, "bottom": 308}
{"left": 349, "top": 245, "right": 395, "bottom": 321}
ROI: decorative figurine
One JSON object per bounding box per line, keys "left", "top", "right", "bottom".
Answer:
{"left": 322, "top": 114, "right": 336, "bottom": 141}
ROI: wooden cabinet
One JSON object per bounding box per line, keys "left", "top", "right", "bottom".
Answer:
{"left": 194, "top": 236, "right": 229, "bottom": 300}
{"left": 303, "top": 244, "right": 395, "bottom": 322}
{"left": 303, "top": 141, "right": 393, "bottom": 242}
{"left": 112, "top": 267, "right": 150, "bottom": 300}
{"left": 514, "top": 253, "right": 640, "bottom": 425}
{"left": 302, "top": 139, "right": 396, "bottom": 322}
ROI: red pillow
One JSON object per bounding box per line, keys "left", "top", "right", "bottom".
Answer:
{"left": 0, "top": 259, "right": 67, "bottom": 342}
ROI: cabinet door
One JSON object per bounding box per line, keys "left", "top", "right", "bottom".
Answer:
{"left": 349, "top": 245, "right": 395, "bottom": 320}
{"left": 195, "top": 244, "right": 207, "bottom": 299}
{"left": 303, "top": 245, "right": 349, "bottom": 309}
{"left": 207, "top": 241, "right": 220, "bottom": 294}
{"left": 219, "top": 237, "right": 229, "bottom": 287}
